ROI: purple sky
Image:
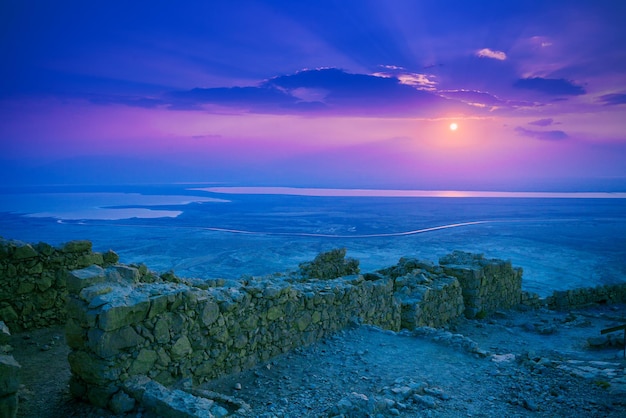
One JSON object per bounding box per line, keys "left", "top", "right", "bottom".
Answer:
{"left": 1, "top": 0, "right": 625, "bottom": 190}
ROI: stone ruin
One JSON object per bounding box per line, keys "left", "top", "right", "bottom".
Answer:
{"left": 61, "top": 249, "right": 522, "bottom": 415}
{"left": 2, "top": 238, "right": 626, "bottom": 417}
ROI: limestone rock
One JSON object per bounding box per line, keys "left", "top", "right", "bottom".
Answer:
{"left": 67, "top": 265, "right": 106, "bottom": 294}
{"left": 106, "top": 265, "right": 140, "bottom": 284}
{"left": 96, "top": 292, "right": 150, "bottom": 331}
{"left": 125, "top": 377, "right": 215, "bottom": 418}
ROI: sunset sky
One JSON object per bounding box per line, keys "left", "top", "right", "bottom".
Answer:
{"left": 1, "top": 0, "right": 625, "bottom": 190}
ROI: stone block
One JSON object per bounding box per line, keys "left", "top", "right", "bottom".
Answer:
{"left": 0, "top": 307, "right": 18, "bottom": 325}
{"left": 15, "top": 280, "right": 34, "bottom": 295}
{"left": 0, "top": 355, "right": 21, "bottom": 395}
{"left": 170, "top": 336, "right": 193, "bottom": 360}
{"left": 63, "top": 240, "right": 93, "bottom": 253}
{"left": 102, "top": 250, "right": 120, "bottom": 265}
{"left": 87, "top": 383, "right": 119, "bottom": 408}
{"left": 129, "top": 349, "right": 158, "bottom": 375}
{"left": 35, "top": 288, "right": 58, "bottom": 310}
{"left": 126, "top": 377, "right": 214, "bottom": 418}
{"left": 201, "top": 301, "right": 220, "bottom": 327}
{"left": 34, "top": 241, "right": 54, "bottom": 255}
{"left": 148, "top": 294, "right": 169, "bottom": 319}
{"left": 65, "top": 318, "right": 86, "bottom": 349}
{"left": 13, "top": 244, "right": 38, "bottom": 260}
{"left": 69, "top": 351, "right": 121, "bottom": 386}
{"left": 109, "top": 390, "right": 136, "bottom": 414}
{"left": 106, "top": 265, "right": 140, "bottom": 284}
{"left": 153, "top": 316, "right": 172, "bottom": 344}
{"left": 266, "top": 306, "right": 283, "bottom": 321}
{"left": 35, "top": 273, "right": 53, "bottom": 291}
{"left": 67, "top": 265, "right": 106, "bottom": 294}
{"left": 28, "top": 262, "right": 43, "bottom": 275}
{"left": 77, "top": 253, "right": 104, "bottom": 268}
{"left": 98, "top": 298, "right": 150, "bottom": 332}
{"left": 66, "top": 297, "right": 97, "bottom": 328}
{"left": 87, "top": 326, "right": 144, "bottom": 358}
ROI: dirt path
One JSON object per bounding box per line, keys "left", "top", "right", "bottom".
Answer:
{"left": 10, "top": 303, "right": 626, "bottom": 417}
{"left": 11, "top": 327, "right": 118, "bottom": 418}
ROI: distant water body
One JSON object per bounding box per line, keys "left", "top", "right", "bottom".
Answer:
{"left": 0, "top": 184, "right": 625, "bottom": 296}
{"left": 197, "top": 186, "right": 626, "bottom": 199}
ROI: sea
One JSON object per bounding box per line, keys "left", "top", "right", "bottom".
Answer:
{"left": 1, "top": 183, "right": 625, "bottom": 297}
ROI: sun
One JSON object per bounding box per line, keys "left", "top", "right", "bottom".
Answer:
{"left": 449, "top": 122, "right": 458, "bottom": 131}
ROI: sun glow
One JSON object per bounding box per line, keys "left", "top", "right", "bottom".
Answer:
{"left": 449, "top": 122, "right": 458, "bottom": 131}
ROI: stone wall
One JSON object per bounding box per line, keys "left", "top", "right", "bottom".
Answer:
{"left": 439, "top": 251, "right": 523, "bottom": 318}
{"left": 5, "top": 238, "right": 626, "bottom": 416}
{"left": 546, "top": 283, "right": 626, "bottom": 310}
{"left": 64, "top": 263, "right": 401, "bottom": 411}
{"left": 63, "top": 248, "right": 530, "bottom": 412}
{"left": 377, "top": 258, "right": 465, "bottom": 329}
{"left": 0, "top": 239, "right": 119, "bottom": 331}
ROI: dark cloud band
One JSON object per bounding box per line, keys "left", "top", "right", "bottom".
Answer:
{"left": 513, "top": 77, "right": 586, "bottom": 96}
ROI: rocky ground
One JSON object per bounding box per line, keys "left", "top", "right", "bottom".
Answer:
{"left": 11, "top": 303, "right": 626, "bottom": 417}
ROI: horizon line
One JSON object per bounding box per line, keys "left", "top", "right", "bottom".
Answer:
{"left": 193, "top": 186, "right": 626, "bottom": 199}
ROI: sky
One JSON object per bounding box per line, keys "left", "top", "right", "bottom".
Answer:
{"left": 1, "top": 0, "right": 626, "bottom": 191}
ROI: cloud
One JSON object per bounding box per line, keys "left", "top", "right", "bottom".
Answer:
{"left": 372, "top": 69, "right": 438, "bottom": 91}
{"left": 165, "top": 68, "right": 457, "bottom": 116}
{"left": 168, "top": 86, "right": 296, "bottom": 110}
{"left": 476, "top": 48, "right": 507, "bottom": 61}
{"left": 597, "top": 93, "right": 626, "bottom": 106}
{"left": 528, "top": 118, "right": 554, "bottom": 127}
{"left": 513, "top": 77, "right": 586, "bottom": 95}
{"left": 514, "top": 126, "right": 568, "bottom": 141}
{"left": 379, "top": 64, "right": 405, "bottom": 71}
{"left": 88, "top": 94, "right": 165, "bottom": 108}
{"left": 191, "top": 134, "right": 222, "bottom": 140}
{"left": 438, "top": 89, "right": 537, "bottom": 110}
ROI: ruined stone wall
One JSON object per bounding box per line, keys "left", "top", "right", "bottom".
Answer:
{"left": 64, "top": 265, "right": 401, "bottom": 409}
{"left": 546, "top": 283, "right": 626, "bottom": 310}
{"left": 376, "top": 258, "right": 465, "bottom": 329}
{"left": 439, "top": 251, "right": 523, "bottom": 318}
{"left": 0, "top": 239, "right": 118, "bottom": 331}
{"left": 405, "top": 277, "right": 465, "bottom": 329}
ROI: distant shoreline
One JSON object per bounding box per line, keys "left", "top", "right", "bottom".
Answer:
{"left": 195, "top": 186, "right": 626, "bottom": 199}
